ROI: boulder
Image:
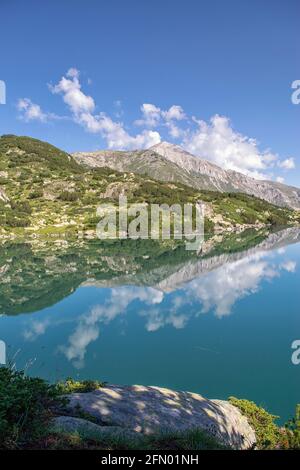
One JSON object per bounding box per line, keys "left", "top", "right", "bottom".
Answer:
{"left": 66, "top": 384, "right": 256, "bottom": 449}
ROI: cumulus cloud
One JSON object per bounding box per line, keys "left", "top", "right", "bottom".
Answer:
{"left": 17, "top": 98, "right": 48, "bottom": 122}
{"left": 17, "top": 98, "right": 65, "bottom": 123}
{"left": 278, "top": 158, "right": 296, "bottom": 170}
{"left": 276, "top": 176, "right": 285, "bottom": 184}
{"left": 50, "top": 68, "right": 95, "bottom": 115}
{"left": 181, "top": 115, "right": 281, "bottom": 179}
{"left": 50, "top": 69, "right": 161, "bottom": 150}
{"left": 18, "top": 68, "right": 296, "bottom": 181}
{"left": 135, "top": 103, "right": 186, "bottom": 139}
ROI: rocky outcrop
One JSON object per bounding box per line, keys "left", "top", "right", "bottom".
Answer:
{"left": 73, "top": 141, "right": 300, "bottom": 210}
{"left": 0, "top": 187, "right": 9, "bottom": 202}
{"left": 65, "top": 384, "right": 256, "bottom": 450}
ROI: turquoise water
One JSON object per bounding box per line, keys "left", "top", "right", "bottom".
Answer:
{"left": 0, "top": 228, "right": 299, "bottom": 423}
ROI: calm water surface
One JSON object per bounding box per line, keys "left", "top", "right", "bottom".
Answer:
{"left": 0, "top": 228, "right": 299, "bottom": 423}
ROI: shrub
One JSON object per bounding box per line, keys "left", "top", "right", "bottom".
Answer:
{"left": 29, "top": 189, "right": 43, "bottom": 199}
{"left": 59, "top": 191, "right": 79, "bottom": 202}
{"left": 284, "top": 404, "right": 300, "bottom": 449}
{"left": 0, "top": 367, "right": 63, "bottom": 449}
{"left": 55, "top": 377, "right": 104, "bottom": 394}
{"left": 229, "top": 397, "right": 280, "bottom": 449}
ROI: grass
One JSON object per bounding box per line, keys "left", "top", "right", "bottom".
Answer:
{"left": 26, "top": 428, "right": 228, "bottom": 451}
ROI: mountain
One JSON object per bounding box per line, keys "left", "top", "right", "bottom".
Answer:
{"left": 0, "top": 135, "right": 299, "bottom": 238}
{"left": 73, "top": 141, "right": 300, "bottom": 210}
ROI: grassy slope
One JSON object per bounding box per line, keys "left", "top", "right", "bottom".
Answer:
{"left": 0, "top": 135, "right": 299, "bottom": 236}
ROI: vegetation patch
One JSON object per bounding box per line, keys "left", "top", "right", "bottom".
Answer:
{"left": 229, "top": 397, "right": 300, "bottom": 450}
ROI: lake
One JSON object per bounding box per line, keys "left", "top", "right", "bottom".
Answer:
{"left": 0, "top": 227, "right": 299, "bottom": 423}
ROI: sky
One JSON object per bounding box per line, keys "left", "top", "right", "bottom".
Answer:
{"left": 0, "top": 0, "right": 299, "bottom": 185}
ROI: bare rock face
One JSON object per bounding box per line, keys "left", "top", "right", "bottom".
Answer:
{"left": 0, "top": 187, "right": 9, "bottom": 202}
{"left": 66, "top": 384, "right": 256, "bottom": 450}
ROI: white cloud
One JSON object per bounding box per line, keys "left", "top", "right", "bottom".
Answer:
{"left": 50, "top": 70, "right": 161, "bottom": 150}
{"left": 50, "top": 68, "right": 95, "bottom": 115}
{"left": 135, "top": 103, "right": 162, "bottom": 127}
{"left": 181, "top": 115, "right": 280, "bottom": 179}
{"left": 162, "top": 105, "right": 186, "bottom": 121}
{"left": 278, "top": 158, "right": 296, "bottom": 170}
{"left": 17, "top": 69, "right": 296, "bottom": 180}
{"left": 276, "top": 176, "right": 285, "bottom": 184}
{"left": 17, "top": 98, "right": 48, "bottom": 122}
{"left": 135, "top": 103, "right": 186, "bottom": 139}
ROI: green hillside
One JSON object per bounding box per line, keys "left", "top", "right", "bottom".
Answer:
{"left": 0, "top": 135, "right": 299, "bottom": 238}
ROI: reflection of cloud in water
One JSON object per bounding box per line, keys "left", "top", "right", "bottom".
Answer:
{"left": 23, "top": 319, "right": 50, "bottom": 341}
{"left": 61, "top": 287, "right": 164, "bottom": 368}
{"left": 185, "top": 252, "right": 278, "bottom": 317}
{"left": 140, "top": 307, "right": 188, "bottom": 332}
{"left": 61, "top": 251, "right": 297, "bottom": 367}
{"left": 280, "top": 261, "right": 297, "bottom": 273}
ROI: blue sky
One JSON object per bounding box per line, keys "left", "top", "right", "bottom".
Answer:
{"left": 0, "top": 0, "right": 299, "bottom": 185}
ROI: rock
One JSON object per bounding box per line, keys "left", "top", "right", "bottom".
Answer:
{"left": 51, "top": 416, "right": 140, "bottom": 441}
{"left": 66, "top": 384, "right": 256, "bottom": 449}
{"left": 0, "top": 187, "right": 9, "bottom": 202}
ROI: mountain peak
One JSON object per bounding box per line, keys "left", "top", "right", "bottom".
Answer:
{"left": 150, "top": 141, "right": 182, "bottom": 151}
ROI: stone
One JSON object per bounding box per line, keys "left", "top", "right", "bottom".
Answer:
{"left": 66, "top": 384, "right": 256, "bottom": 449}
{"left": 51, "top": 415, "right": 140, "bottom": 441}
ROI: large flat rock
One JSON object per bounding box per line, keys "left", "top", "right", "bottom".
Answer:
{"left": 66, "top": 384, "right": 256, "bottom": 449}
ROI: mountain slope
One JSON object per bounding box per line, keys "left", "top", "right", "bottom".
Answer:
{"left": 0, "top": 135, "right": 299, "bottom": 237}
{"left": 73, "top": 141, "right": 300, "bottom": 210}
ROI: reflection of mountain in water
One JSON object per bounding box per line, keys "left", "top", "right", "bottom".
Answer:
{"left": 0, "top": 227, "right": 300, "bottom": 316}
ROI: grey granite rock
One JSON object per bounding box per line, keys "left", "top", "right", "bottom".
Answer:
{"left": 51, "top": 415, "right": 140, "bottom": 441}
{"left": 66, "top": 384, "right": 256, "bottom": 449}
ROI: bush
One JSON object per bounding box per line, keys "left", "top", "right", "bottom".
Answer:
{"left": 29, "top": 189, "right": 43, "bottom": 199}
{"left": 284, "top": 404, "right": 300, "bottom": 449}
{"left": 59, "top": 191, "right": 79, "bottom": 202}
{"left": 56, "top": 377, "right": 104, "bottom": 394}
{"left": 229, "top": 397, "right": 280, "bottom": 449}
{"left": 0, "top": 367, "right": 63, "bottom": 449}
{"left": 229, "top": 397, "right": 300, "bottom": 450}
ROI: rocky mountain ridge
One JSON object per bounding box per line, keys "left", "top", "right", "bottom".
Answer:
{"left": 73, "top": 141, "right": 300, "bottom": 210}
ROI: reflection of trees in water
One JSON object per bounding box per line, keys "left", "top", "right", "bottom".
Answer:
{"left": 0, "top": 227, "right": 299, "bottom": 316}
